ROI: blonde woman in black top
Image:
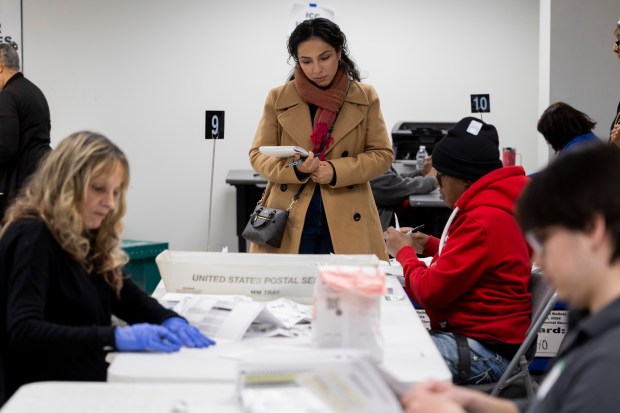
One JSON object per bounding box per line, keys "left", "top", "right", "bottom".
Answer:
{"left": 0, "top": 131, "right": 214, "bottom": 404}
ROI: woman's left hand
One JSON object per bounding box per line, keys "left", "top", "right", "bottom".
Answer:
{"left": 311, "top": 161, "right": 334, "bottom": 184}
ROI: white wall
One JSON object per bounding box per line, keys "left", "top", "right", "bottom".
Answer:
{"left": 21, "top": 0, "right": 541, "bottom": 252}
{"left": 534, "top": 0, "right": 619, "bottom": 171}
{"left": 548, "top": 0, "right": 619, "bottom": 141}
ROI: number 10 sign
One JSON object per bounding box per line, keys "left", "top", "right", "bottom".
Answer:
{"left": 470, "top": 94, "right": 490, "bottom": 113}
{"left": 205, "top": 111, "right": 225, "bottom": 139}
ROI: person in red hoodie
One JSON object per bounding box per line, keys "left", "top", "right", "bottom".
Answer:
{"left": 384, "top": 117, "right": 532, "bottom": 385}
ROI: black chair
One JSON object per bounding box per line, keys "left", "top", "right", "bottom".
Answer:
{"left": 466, "top": 268, "right": 557, "bottom": 398}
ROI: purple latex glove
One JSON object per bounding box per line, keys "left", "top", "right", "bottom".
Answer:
{"left": 114, "top": 323, "right": 182, "bottom": 353}
{"left": 162, "top": 317, "right": 215, "bottom": 348}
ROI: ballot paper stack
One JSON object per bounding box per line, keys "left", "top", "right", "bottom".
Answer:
{"left": 237, "top": 348, "right": 406, "bottom": 413}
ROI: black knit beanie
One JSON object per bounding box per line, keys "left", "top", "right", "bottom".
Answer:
{"left": 432, "top": 117, "right": 503, "bottom": 182}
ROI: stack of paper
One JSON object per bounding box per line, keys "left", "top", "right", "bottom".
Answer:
{"left": 237, "top": 348, "right": 406, "bottom": 413}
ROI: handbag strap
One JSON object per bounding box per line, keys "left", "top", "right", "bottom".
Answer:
{"left": 256, "top": 181, "right": 308, "bottom": 212}
{"left": 286, "top": 182, "right": 308, "bottom": 212}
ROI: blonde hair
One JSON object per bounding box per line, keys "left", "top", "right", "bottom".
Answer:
{"left": 2, "top": 131, "right": 130, "bottom": 295}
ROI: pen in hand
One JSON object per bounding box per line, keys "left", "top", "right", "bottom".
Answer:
{"left": 405, "top": 224, "right": 425, "bottom": 236}
{"left": 286, "top": 158, "right": 304, "bottom": 168}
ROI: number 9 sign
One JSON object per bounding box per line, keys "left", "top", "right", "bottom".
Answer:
{"left": 205, "top": 111, "right": 225, "bottom": 139}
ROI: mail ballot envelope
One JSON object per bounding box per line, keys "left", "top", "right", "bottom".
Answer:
{"left": 155, "top": 251, "right": 381, "bottom": 303}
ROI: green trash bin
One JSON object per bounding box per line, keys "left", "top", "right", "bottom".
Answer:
{"left": 120, "top": 240, "right": 169, "bottom": 294}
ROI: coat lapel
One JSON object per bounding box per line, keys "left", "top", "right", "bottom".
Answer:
{"left": 329, "top": 83, "right": 368, "bottom": 154}
{"left": 276, "top": 83, "right": 313, "bottom": 147}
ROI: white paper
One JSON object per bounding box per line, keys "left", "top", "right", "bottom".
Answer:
{"left": 160, "top": 293, "right": 312, "bottom": 342}
{"left": 238, "top": 348, "right": 403, "bottom": 413}
{"left": 289, "top": 3, "right": 336, "bottom": 35}
{"left": 241, "top": 387, "right": 331, "bottom": 413}
{"left": 299, "top": 360, "right": 403, "bottom": 413}
{"left": 259, "top": 146, "right": 309, "bottom": 158}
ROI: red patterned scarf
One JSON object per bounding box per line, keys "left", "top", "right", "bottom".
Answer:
{"left": 294, "top": 66, "right": 349, "bottom": 160}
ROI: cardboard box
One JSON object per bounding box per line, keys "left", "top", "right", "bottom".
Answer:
{"left": 156, "top": 251, "right": 380, "bottom": 304}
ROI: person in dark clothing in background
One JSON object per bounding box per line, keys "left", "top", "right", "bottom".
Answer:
{"left": 0, "top": 42, "right": 52, "bottom": 220}
{"left": 371, "top": 156, "right": 437, "bottom": 231}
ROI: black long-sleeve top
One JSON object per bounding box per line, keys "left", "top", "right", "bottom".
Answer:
{"left": 0, "top": 219, "right": 177, "bottom": 399}
{"left": 0, "top": 73, "right": 52, "bottom": 216}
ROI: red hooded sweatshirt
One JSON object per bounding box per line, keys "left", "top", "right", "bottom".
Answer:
{"left": 396, "top": 166, "right": 532, "bottom": 344}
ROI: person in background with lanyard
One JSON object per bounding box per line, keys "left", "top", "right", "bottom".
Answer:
{"left": 249, "top": 18, "right": 392, "bottom": 258}
{"left": 401, "top": 144, "right": 620, "bottom": 413}
{"left": 0, "top": 132, "right": 214, "bottom": 405}
{"left": 610, "top": 18, "right": 620, "bottom": 147}
{"left": 0, "top": 42, "right": 52, "bottom": 221}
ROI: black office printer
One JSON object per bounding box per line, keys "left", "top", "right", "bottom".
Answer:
{"left": 391, "top": 122, "right": 454, "bottom": 161}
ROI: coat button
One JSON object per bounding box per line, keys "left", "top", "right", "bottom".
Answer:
{"left": 280, "top": 184, "right": 287, "bottom": 192}
{"left": 353, "top": 213, "right": 361, "bottom": 221}
{"left": 341, "top": 151, "right": 349, "bottom": 157}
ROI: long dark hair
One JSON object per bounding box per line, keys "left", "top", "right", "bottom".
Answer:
{"left": 287, "top": 18, "right": 360, "bottom": 81}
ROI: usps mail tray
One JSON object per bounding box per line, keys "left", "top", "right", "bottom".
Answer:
{"left": 156, "top": 251, "right": 380, "bottom": 303}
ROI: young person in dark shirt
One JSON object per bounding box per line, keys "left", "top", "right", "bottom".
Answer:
{"left": 401, "top": 144, "right": 620, "bottom": 413}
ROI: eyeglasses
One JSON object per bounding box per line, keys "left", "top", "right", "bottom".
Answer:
{"left": 436, "top": 171, "right": 444, "bottom": 187}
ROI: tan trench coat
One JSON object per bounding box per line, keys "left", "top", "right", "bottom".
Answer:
{"left": 248, "top": 81, "right": 393, "bottom": 260}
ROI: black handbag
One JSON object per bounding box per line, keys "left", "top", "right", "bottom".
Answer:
{"left": 242, "top": 182, "right": 307, "bottom": 248}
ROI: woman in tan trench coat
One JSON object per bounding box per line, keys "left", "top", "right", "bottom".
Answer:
{"left": 248, "top": 18, "right": 392, "bottom": 260}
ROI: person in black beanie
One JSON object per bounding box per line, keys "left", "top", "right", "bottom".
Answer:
{"left": 385, "top": 117, "right": 532, "bottom": 385}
